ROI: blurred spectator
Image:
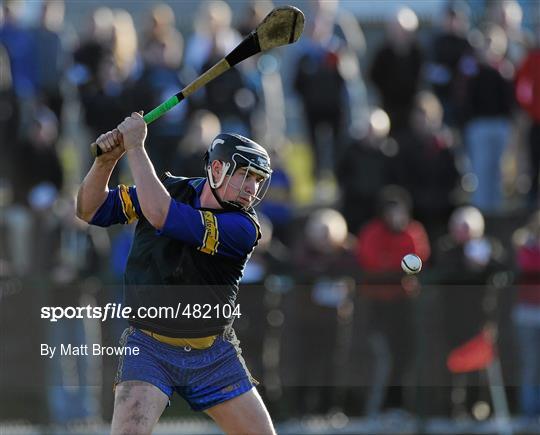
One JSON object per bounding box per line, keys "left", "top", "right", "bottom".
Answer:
{"left": 184, "top": 1, "right": 241, "bottom": 75}
{"left": 356, "top": 186, "right": 430, "bottom": 414}
{"left": 185, "top": 1, "right": 253, "bottom": 135}
{"left": 140, "top": 3, "right": 181, "bottom": 83}
{"left": 434, "top": 206, "right": 506, "bottom": 351}
{"left": 463, "top": 24, "right": 515, "bottom": 213}
{"left": 47, "top": 196, "right": 106, "bottom": 424}
{"left": 356, "top": 186, "right": 431, "bottom": 278}
{"left": 71, "top": 7, "right": 114, "bottom": 86}
{"left": 295, "top": 207, "right": 358, "bottom": 285}
{"left": 490, "top": 1, "right": 535, "bottom": 212}
{"left": 289, "top": 208, "right": 357, "bottom": 414}
{"left": 326, "top": 0, "right": 366, "bottom": 56}
{"left": 72, "top": 7, "right": 135, "bottom": 170}
{"left": 111, "top": 9, "right": 140, "bottom": 83}
{"left": 242, "top": 214, "right": 290, "bottom": 285}
{"left": 369, "top": 7, "right": 424, "bottom": 133}
{"left": 32, "top": 0, "right": 69, "bottom": 123}
{"left": 130, "top": 10, "right": 185, "bottom": 174}
{"left": 293, "top": 0, "right": 349, "bottom": 182}
{"left": 4, "top": 105, "right": 63, "bottom": 276}
{"left": 198, "top": 60, "right": 254, "bottom": 137}
{"left": 433, "top": 206, "right": 510, "bottom": 417}
{"left": 284, "top": 208, "right": 355, "bottom": 415}
{"left": 11, "top": 105, "right": 63, "bottom": 207}
{"left": 258, "top": 151, "right": 294, "bottom": 245}
{"left": 238, "top": 215, "right": 290, "bottom": 382}
{"left": 0, "top": 1, "right": 38, "bottom": 100}
{"left": 236, "top": 0, "right": 274, "bottom": 38}
{"left": 0, "top": 42, "right": 20, "bottom": 184}
{"left": 488, "top": 0, "right": 531, "bottom": 67}
{"left": 426, "top": 2, "right": 473, "bottom": 127}
{"left": 235, "top": 1, "right": 288, "bottom": 145}
{"left": 511, "top": 210, "right": 540, "bottom": 419}
{"left": 142, "top": 3, "right": 177, "bottom": 48}
{"left": 337, "top": 108, "right": 396, "bottom": 233}
{"left": 318, "top": 0, "right": 370, "bottom": 141}
{"left": 392, "top": 91, "right": 460, "bottom": 240}
{"left": 173, "top": 110, "right": 221, "bottom": 177}
{"left": 247, "top": 51, "right": 286, "bottom": 147}
{"left": 515, "top": 34, "right": 540, "bottom": 209}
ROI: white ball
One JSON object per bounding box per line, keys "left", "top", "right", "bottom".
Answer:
{"left": 401, "top": 254, "right": 422, "bottom": 274}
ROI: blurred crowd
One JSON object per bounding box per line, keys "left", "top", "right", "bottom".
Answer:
{"left": 0, "top": 0, "right": 539, "bottom": 427}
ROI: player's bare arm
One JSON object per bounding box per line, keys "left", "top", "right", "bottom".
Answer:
{"left": 117, "top": 112, "right": 171, "bottom": 230}
{"left": 76, "top": 129, "right": 124, "bottom": 222}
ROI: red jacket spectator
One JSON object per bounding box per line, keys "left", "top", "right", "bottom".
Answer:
{"left": 515, "top": 49, "right": 540, "bottom": 122}
{"left": 515, "top": 211, "right": 540, "bottom": 306}
{"left": 356, "top": 219, "right": 430, "bottom": 272}
{"left": 517, "top": 243, "right": 540, "bottom": 305}
{"left": 356, "top": 186, "right": 431, "bottom": 300}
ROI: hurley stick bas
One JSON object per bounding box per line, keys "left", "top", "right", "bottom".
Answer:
{"left": 91, "top": 5, "right": 305, "bottom": 157}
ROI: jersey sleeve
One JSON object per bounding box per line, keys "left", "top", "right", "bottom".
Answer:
{"left": 158, "top": 199, "right": 258, "bottom": 258}
{"left": 89, "top": 185, "right": 142, "bottom": 227}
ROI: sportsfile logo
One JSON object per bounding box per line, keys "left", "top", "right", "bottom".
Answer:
{"left": 40, "top": 303, "right": 241, "bottom": 322}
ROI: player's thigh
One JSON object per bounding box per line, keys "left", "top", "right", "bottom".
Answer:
{"left": 111, "top": 380, "right": 169, "bottom": 435}
{"left": 204, "top": 388, "right": 275, "bottom": 435}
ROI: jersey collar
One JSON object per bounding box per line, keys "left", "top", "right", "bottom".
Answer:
{"left": 188, "top": 178, "right": 206, "bottom": 208}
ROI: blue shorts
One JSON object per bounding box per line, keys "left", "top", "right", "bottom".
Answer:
{"left": 114, "top": 327, "right": 257, "bottom": 411}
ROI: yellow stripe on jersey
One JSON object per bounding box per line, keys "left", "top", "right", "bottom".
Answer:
{"left": 198, "top": 210, "right": 219, "bottom": 255}
{"left": 253, "top": 218, "right": 261, "bottom": 242}
{"left": 118, "top": 185, "right": 139, "bottom": 224}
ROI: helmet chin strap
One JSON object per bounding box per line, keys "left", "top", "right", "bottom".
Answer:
{"left": 209, "top": 184, "right": 244, "bottom": 211}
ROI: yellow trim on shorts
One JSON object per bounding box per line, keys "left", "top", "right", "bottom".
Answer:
{"left": 198, "top": 210, "right": 219, "bottom": 255}
{"left": 140, "top": 329, "right": 217, "bottom": 349}
{"left": 118, "top": 185, "right": 138, "bottom": 224}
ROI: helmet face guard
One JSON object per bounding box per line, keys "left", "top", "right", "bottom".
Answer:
{"left": 205, "top": 134, "right": 272, "bottom": 210}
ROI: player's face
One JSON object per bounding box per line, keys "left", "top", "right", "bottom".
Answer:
{"left": 221, "top": 167, "right": 266, "bottom": 208}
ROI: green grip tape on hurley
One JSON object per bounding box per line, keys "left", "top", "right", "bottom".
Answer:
{"left": 91, "top": 94, "right": 184, "bottom": 157}
{"left": 143, "top": 94, "right": 183, "bottom": 124}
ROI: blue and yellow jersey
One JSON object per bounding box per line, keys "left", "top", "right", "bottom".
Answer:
{"left": 91, "top": 176, "right": 260, "bottom": 337}
{"left": 90, "top": 179, "right": 258, "bottom": 259}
